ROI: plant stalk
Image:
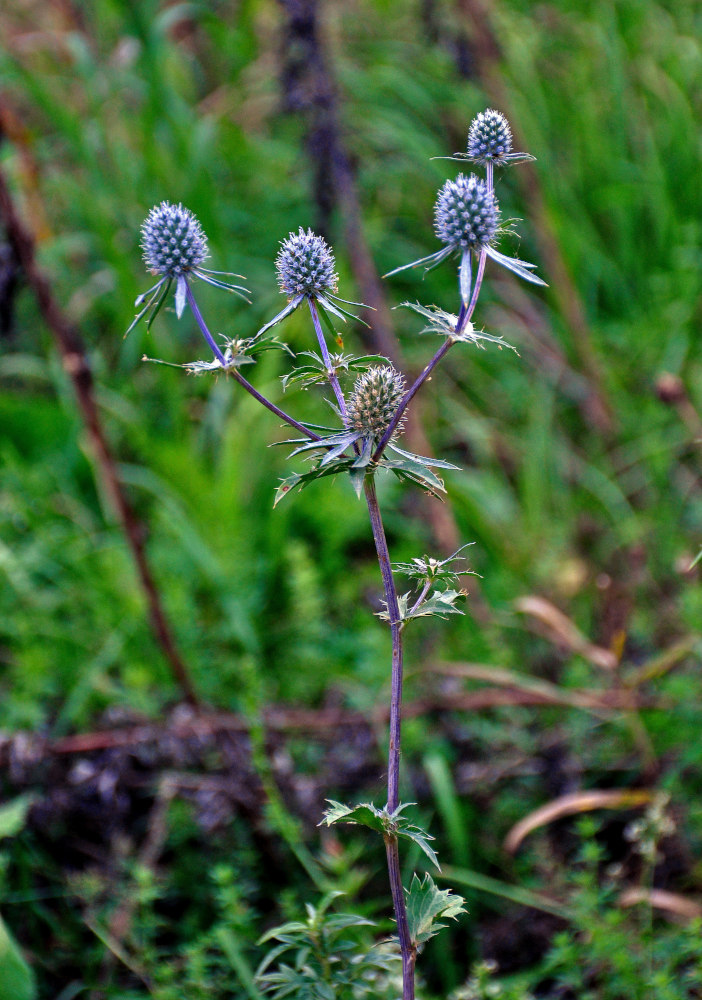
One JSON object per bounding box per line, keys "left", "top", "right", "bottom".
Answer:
{"left": 363, "top": 474, "right": 414, "bottom": 999}
{"left": 307, "top": 297, "right": 348, "bottom": 417}
{"left": 186, "top": 284, "right": 320, "bottom": 441}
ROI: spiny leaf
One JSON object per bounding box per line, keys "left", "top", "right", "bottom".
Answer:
{"left": 405, "top": 874, "right": 466, "bottom": 948}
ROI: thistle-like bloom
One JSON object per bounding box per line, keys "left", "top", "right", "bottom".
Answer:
{"left": 345, "top": 365, "right": 406, "bottom": 442}
{"left": 434, "top": 174, "right": 500, "bottom": 252}
{"left": 257, "top": 227, "right": 370, "bottom": 338}
{"left": 276, "top": 228, "right": 338, "bottom": 297}
{"left": 437, "top": 109, "right": 535, "bottom": 168}
{"left": 141, "top": 201, "right": 209, "bottom": 277}
{"left": 127, "top": 201, "right": 248, "bottom": 338}
{"left": 466, "top": 109, "right": 513, "bottom": 166}
{"left": 384, "top": 173, "right": 546, "bottom": 294}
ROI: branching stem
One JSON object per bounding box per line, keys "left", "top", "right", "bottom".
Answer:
{"left": 186, "top": 284, "right": 320, "bottom": 441}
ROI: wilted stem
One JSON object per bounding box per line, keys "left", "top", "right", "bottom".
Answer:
{"left": 363, "top": 475, "right": 414, "bottom": 1000}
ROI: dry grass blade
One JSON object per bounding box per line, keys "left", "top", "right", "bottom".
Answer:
{"left": 504, "top": 789, "right": 653, "bottom": 854}
{"left": 618, "top": 888, "right": 702, "bottom": 923}
{"left": 514, "top": 595, "right": 619, "bottom": 670}
{"left": 429, "top": 662, "right": 638, "bottom": 712}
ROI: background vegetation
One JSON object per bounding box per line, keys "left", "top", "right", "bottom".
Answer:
{"left": 1, "top": 0, "right": 701, "bottom": 997}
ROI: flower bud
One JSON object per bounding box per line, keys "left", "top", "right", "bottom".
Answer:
{"left": 276, "top": 228, "right": 338, "bottom": 297}
{"left": 434, "top": 174, "right": 500, "bottom": 251}
{"left": 345, "top": 366, "right": 406, "bottom": 440}
{"left": 466, "top": 109, "right": 513, "bottom": 165}
{"left": 141, "top": 202, "right": 209, "bottom": 277}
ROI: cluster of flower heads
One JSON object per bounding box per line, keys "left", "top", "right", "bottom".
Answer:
{"left": 385, "top": 108, "right": 546, "bottom": 291}
{"left": 345, "top": 365, "right": 406, "bottom": 442}
{"left": 128, "top": 110, "right": 544, "bottom": 456}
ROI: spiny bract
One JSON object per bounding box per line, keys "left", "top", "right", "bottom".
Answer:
{"left": 345, "top": 365, "right": 406, "bottom": 440}
{"left": 434, "top": 174, "right": 500, "bottom": 251}
{"left": 276, "top": 228, "right": 338, "bottom": 297}
{"left": 141, "top": 202, "right": 209, "bottom": 277}
{"left": 467, "top": 109, "right": 513, "bottom": 165}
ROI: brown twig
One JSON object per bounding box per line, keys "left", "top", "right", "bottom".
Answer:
{"left": 29, "top": 683, "right": 656, "bottom": 759}
{"left": 0, "top": 162, "right": 199, "bottom": 707}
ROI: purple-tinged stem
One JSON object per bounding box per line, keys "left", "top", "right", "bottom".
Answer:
{"left": 186, "top": 283, "right": 320, "bottom": 441}
{"left": 185, "top": 282, "right": 228, "bottom": 366}
{"left": 364, "top": 474, "right": 414, "bottom": 999}
{"left": 307, "top": 297, "right": 347, "bottom": 417}
{"left": 372, "top": 337, "right": 452, "bottom": 462}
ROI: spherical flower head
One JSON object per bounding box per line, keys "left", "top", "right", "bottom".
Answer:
{"left": 276, "top": 228, "right": 338, "bottom": 297}
{"left": 434, "top": 174, "right": 500, "bottom": 251}
{"left": 141, "top": 202, "right": 209, "bottom": 277}
{"left": 466, "top": 109, "right": 513, "bottom": 165}
{"left": 345, "top": 365, "right": 406, "bottom": 440}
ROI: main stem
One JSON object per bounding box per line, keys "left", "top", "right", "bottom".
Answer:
{"left": 363, "top": 475, "right": 415, "bottom": 1000}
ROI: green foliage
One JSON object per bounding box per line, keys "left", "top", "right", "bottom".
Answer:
{"left": 255, "top": 892, "right": 399, "bottom": 1000}
{"left": 322, "top": 801, "right": 440, "bottom": 870}
{"left": 534, "top": 820, "right": 702, "bottom": 999}
{"left": 0, "top": 914, "right": 36, "bottom": 1000}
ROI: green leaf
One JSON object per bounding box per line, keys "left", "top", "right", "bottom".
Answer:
{"left": 393, "top": 545, "right": 476, "bottom": 584}
{"left": 0, "top": 795, "right": 33, "bottom": 840}
{"left": 321, "top": 800, "right": 387, "bottom": 835}
{"left": 408, "top": 588, "right": 466, "bottom": 620}
{"left": 404, "top": 874, "right": 466, "bottom": 948}
{"left": 397, "top": 300, "right": 516, "bottom": 350}
{"left": 0, "top": 914, "right": 36, "bottom": 1000}
{"left": 321, "top": 801, "right": 440, "bottom": 870}
{"left": 273, "top": 460, "right": 353, "bottom": 506}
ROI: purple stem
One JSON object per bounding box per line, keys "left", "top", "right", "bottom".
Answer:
{"left": 185, "top": 281, "right": 227, "bottom": 365}
{"left": 373, "top": 235, "right": 490, "bottom": 464}
{"left": 186, "top": 283, "right": 320, "bottom": 441}
{"left": 307, "top": 297, "right": 347, "bottom": 417}
{"left": 364, "top": 475, "right": 414, "bottom": 999}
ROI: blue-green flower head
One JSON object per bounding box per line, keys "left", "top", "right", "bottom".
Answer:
{"left": 345, "top": 365, "right": 406, "bottom": 441}
{"left": 276, "top": 228, "right": 338, "bottom": 298}
{"left": 467, "top": 109, "right": 513, "bottom": 166}
{"left": 434, "top": 174, "right": 500, "bottom": 252}
{"left": 141, "top": 202, "right": 209, "bottom": 277}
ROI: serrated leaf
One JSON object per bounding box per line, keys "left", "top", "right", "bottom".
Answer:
{"left": 273, "top": 460, "right": 353, "bottom": 506}
{"left": 405, "top": 874, "right": 466, "bottom": 947}
{"left": 397, "top": 300, "right": 516, "bottom": 351}
{"left": 320, "top": 801, "right": 387, "bottom": 835}
{"left": 255, "top": 295, "right": 304, "bottom": 338}
{"left": 322, "top": 802, "right": 440, "bottom": 869}
{"left": 386, "top": 442, "right": 459, "bottom": 471}
{"left": 394, "top": 819, "right": 440, "bottom": 870}
{"left": 408, "top": 589, "right": 466, "bottom": 620}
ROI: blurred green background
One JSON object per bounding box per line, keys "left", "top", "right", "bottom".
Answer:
{"left": 1, "top": 0, "right": 702, "bottom": 997}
